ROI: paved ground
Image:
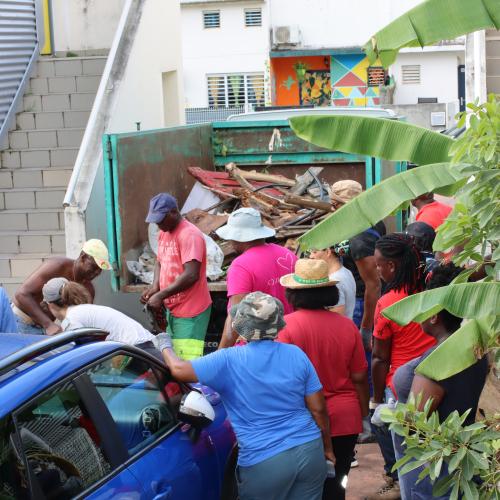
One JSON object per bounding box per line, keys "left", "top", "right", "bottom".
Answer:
{"left": 346, "top": 443, "right": 387, "bottom": 500}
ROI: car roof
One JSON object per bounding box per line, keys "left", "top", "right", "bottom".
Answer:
{"left": 0, "top": 330, "right": 122, "bottom": 417}
{"left": 0, "top": 332, "right": 42, "bottom": 358}
{"left": 226, "top": 106, "right": 398, "bottom": 122}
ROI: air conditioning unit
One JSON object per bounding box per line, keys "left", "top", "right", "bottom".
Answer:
{"left": 273, "top": 25, "right": 301, "bottom": 46}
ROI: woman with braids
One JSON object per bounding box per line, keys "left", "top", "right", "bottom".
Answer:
{"left": 367, "top": 233, "right": 436, "bottom": 500}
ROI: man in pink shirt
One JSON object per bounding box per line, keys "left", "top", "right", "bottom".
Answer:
{"left": 141, "top": 193, "right": 211, "bottom": 360}
{"left": 216, "top": 207, "right": 297, "bottom": 349}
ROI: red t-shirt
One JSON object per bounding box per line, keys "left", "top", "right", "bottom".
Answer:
{"left": 416, "top": 201, "right": 452, "bottom": 230}
{"left": 373, "top": 289, "right": 436, "bottom": 393}
{"left": 157, "top": 220, "right": 211, "bottom": 317}
{"left": 278, "top": 309, "right": 367, "bottom": 436}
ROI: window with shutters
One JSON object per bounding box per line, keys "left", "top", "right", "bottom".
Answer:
{"left": 203, "top": 10, "right": 220, "bottom": 29}
{"left": 402, "top": 65, "right": 421, "bottom": 84}
{"left": 245, "top": 8, "right": 262, "bottom": 27}
{"left": 207, "top": 73, "right": 265, "bottom": 108}
{"left": 367, "top": 66, "right": 387, "bottom": 87}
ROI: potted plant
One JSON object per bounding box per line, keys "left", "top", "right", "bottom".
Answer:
{"left": 293, "top": 61, "right": 308, "bottom": 83}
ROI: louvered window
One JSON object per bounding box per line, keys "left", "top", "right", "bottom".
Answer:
{"left": 0, "top": 0, "right": 38, "bottom": 138}
{"left": 207, "top": 73, "right": 265, "bottom": 108}
{"left": 402, "top": 65, "right": 421, "bottom": 84}
{"left": 245, "top": 8, "right": 262, "bottom": 27}
{"left": 367, "top": 66, "right": 386, "bottom": 87}
{"left": 203, "top": 10, "right": 220, "bottom": 29}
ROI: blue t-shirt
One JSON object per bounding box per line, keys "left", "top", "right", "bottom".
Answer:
{"left": 0, "top": 287, "right": 17, "bottom": 333}
{"left": 191, "top": 341, "right": 322, "bottom": 466}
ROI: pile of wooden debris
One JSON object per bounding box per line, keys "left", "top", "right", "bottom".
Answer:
{"left": 184, "top": 163, "right": 340, "bottom": 265}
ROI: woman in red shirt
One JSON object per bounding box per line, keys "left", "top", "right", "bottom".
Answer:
{"left": 369, "top": 233, "right": 436, "bottom": 499}
{"left": 278, "top": 259, "right": 369, "bottom": 500}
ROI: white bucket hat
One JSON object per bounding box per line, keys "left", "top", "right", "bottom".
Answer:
{"left": 216, "top": 208, "right": 275, "bottom": 242}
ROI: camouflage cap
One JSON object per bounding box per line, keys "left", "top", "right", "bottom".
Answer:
{"left": 229, "top": 291, "right": 285, "bottom": 342}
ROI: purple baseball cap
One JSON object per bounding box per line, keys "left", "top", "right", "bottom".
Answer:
{"left": 145, "top": 193, "right": 178, "bottom": 223}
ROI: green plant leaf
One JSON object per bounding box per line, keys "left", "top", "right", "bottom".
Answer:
{"left": 364, "top": 0, "right": 500, "bottom": 67}
{"left": 416, "top": 317, "right": 497, "bottom": 380}
{"left": 382, "top": 283, "right": 500, "bottom": 325}
{"left": 432, "top": 474, "right": 454, "bottom": 497}
{"left": 448, "top": 447, "right": 467, "bottom": 473}
{"left": 289, "top": 115, "right": 454, "bottom": 165}
{"left": 295, "top": 163, "right": 468, "bottom": 250}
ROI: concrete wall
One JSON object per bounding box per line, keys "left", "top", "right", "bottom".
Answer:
{"left": 269, "top": 0, "right": 422, "bottom": 49}
{"left": 385, "top": 103, "right": 457, "bottom": 131}
{"left": 181, "top": 0, "right": 268, "bottom": 108}
{"left": 106, "top": 0, "right": 185, "bottom": 133}
{"left": 391, "top": 49, "right": 464, "bottom": 105}
{"left": 51, "top": 0, "right": 126, "bottom": 54}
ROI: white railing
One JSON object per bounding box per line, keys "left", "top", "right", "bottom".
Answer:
{"left": 63, "top": 0, "right": 146, "bottom": 258}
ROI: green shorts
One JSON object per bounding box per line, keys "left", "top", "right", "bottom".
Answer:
{"left": 166, "top": 305, "right": 211, "bottom": 360}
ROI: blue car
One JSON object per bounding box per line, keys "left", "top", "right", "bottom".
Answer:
{"left": 0, "top": 329, "right": 238, "bottom": 499}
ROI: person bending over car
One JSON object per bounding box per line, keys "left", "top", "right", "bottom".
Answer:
{"left": 42, "top": 277, "right": 162, "bottom": 361}
{"left": 157, "top": 291, "right": 334, "bottom": 500}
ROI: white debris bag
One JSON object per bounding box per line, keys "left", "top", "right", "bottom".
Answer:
{"left": 204, "top": 234, "right": 224, "bottom": 281}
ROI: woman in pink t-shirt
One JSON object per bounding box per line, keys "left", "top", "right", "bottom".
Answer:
{"left": 215, "top": 208, "right": 297, "bottom": 349}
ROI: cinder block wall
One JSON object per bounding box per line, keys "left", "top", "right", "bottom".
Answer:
{"left": 0, "top": 55, "right": 106, "bottom": 297}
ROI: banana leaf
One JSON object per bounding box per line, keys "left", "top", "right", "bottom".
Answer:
{"left": 416, "top": 317, "right": 497, "bottom": 380}
{"left": 296, "top": 163, "right": 468, "bottom": 251}
{"left": 290, "top": 115, "right": 453, "bottom": 166}
{"left": 382, "top": 282, "right": 500, "bottom": 325}
{"left": 364, "top": 0, "right": 500, "bottom": 67}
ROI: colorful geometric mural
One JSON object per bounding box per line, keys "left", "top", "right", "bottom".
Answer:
{"left": 331, "top": 54, "right": 380, "bottom": 107}
{"left": 270, "top": 54, "right": 380, "bottom": 108}
{"left": 299, "top": 70, "right": 331, "bottom": 106}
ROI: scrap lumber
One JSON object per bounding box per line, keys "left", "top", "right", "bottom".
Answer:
{"left": 225, "top": 163, "right": 295, "bottom": 187}
{"left": 290, "top": 166, "right": 324, "bottom": 195}
{"left": 184, "top": 209, "right": 228, "bottom": 235}
{"left": 284, "top": 194, "right": 333, "bottom": 212}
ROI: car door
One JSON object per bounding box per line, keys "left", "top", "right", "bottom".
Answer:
{"left": 11, "top": 377, "right": 144, "bottom": 499}
{"left": 86, "top": 351, "right": 223, "bottom": 500}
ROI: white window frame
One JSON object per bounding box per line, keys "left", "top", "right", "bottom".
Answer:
{"left": 203, "top": 10, "right": 220, "bottom": 29}
{"left": 207, "top": 73, "right": 265, "bottom": 108}
{"left": 244, "top": 8, "right": 262, "bottom": 27}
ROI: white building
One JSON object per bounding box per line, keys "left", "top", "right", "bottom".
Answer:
{"left": 180, "top": 0, "right": 465, "bottom": 124}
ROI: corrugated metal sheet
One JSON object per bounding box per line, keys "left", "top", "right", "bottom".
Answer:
{"left": 0, "top": 0, "right": 38, "bottom": 142}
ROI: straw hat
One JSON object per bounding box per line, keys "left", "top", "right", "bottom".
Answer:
{"left": 330, "top": 180, "right": 362, "bottom": 203}
{"left": 280, "top": 259, "right": 338, "bottom": 289}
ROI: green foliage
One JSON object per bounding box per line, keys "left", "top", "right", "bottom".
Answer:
{"left": 297, "top": 162, "right": 468, "bottom": 250}
{"left": 364, "top": 0, "right": 500, "bottom": 67}
{"left": 289, "top": 114, "right": 454, "bottom": 165}
{"left": 381, "top": 396, "right": 500, "bottom": 499}
{"left": 433, "top": 95, "right": 500, "bottom": 280}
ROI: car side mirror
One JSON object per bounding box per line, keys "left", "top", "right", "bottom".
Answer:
{"left": 178, "top": 390, "right": 215, "bottom": 429}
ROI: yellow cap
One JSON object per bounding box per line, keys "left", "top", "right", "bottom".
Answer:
{"left": 82, "top": 239, "right": 111, "bottom": 270}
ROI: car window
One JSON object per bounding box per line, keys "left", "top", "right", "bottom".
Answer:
{"left": 0, "top": 417, "right": 30, "bottom": 499}
{"left": 87, "top": 354, "right": 180, "bottom": 456}
{"left": 14, "top": 380, "right": 111, "bottom": 499}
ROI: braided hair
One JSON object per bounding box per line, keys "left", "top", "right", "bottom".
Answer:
{"left": 375, "top": 233, "right": 425, "bottom": 294}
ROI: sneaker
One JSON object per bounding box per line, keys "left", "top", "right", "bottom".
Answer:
{"left": 365, "top": 475, "right": 401, "bottom": 500}
{"left": 350, "top": 449, "right": 359, "bottom": 468}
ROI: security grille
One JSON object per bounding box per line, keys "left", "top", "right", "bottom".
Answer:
{"left": 402, "top": 65, "right": 421, "bottom": 84}
{"left": 245, "top": 8, "right": 262, "bottom": 27}
{"left": 185, "top": 106, "right": 245, "bottom": 124}
{"left": 367, "top": 66, "right": 386, "bottom": 87}
{"left": 207, "top": 73, "right": 265, "bottom": 108}
{"left": 0, "top": 0, "right": 39, "bottom": 143}
{"left": 203, "top": 10, "right": 220, "bottom": 29}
